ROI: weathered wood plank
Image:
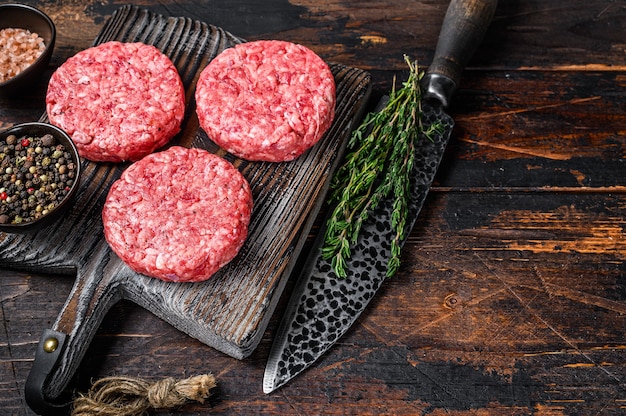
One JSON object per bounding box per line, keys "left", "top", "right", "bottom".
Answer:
{"left": 1, "top": 0, "right": 625, "bottom": 415}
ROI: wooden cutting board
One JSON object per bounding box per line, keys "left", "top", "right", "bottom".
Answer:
{"left": 0, "top": 5, "right": 371, "bottom": 400}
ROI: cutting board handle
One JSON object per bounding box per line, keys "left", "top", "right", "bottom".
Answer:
{"left": 25, "top": 241, "right": 129, "bottom": 415}
{"left": 423, "top": 0, "right": 498, "bottom": 107}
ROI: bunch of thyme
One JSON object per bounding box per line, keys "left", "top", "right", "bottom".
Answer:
{"left": 321, "top": 55, "right": 442, "bottom": 278}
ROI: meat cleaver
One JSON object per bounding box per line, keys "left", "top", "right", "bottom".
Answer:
{"left": 264, "top": 0, "right": 498, "bottom": 394}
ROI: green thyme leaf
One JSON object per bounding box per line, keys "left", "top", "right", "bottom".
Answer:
{"left": 322, "top": 56, "right": 443, "bottom": 278}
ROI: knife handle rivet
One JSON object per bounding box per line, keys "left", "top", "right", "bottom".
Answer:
{"left": 43, "top": 337, "right": 59, "bottom": 353}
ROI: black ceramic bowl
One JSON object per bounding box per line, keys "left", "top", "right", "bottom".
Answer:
{"left": 0, "top": 122, "right": 81, "bottom": 233}
{"left": 0, "top": 3, "right": 56, "bottom": 96}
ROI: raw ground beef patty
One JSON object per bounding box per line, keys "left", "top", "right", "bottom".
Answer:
{"left": 195, "top": 40, "right": 336, "bottom": 162}
{"left": 103, "top": 146, "right": 253, "bottom": 282}
{"left": 46, "top": 41, "right": 185, "bottom": 162}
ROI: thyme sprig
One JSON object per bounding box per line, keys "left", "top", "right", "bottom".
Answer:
{"left": 321, "top": 56, "right": 443, "bottom": 278}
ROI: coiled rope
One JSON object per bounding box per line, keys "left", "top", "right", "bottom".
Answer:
{"left": 71, "top": 374, "right": 216, "bottom": 416}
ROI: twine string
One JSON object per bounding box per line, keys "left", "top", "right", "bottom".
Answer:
{"left": 71, "top": 374, "right": 216, "bottom": 416}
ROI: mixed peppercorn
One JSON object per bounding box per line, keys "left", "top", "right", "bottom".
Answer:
{"left": 0, "top": 132, "right": 77, "bottom": 224}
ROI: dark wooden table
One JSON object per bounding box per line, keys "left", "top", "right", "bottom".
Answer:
{"left": 2, "top": 0, "right": 625, "bottom": 414}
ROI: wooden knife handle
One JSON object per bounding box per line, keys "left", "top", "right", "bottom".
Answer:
{"left": 25, "top": 241, "right": 129, "bottom": 415}
{"left": 423, "top": 0, "right": 498, "bottom": 107}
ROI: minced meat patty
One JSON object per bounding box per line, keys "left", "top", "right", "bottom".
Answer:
{"left": 46, "top": 41, "right": 185, "bottom": 162}
{"left": 195, "top": 40, "right": 336, "bottom": 162}
{"left": 102, "top": 146, "right": 253, "bottom": 282}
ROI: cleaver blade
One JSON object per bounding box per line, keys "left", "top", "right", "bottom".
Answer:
{"left": 264, "top": 0, "right": 498, "bottom": 394}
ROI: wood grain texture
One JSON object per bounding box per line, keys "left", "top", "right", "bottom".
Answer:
{"left": 0, "top": 0, "right": 625, "bottom": 415}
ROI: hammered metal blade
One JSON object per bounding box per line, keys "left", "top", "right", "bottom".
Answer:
{"left": 264, "top": 101, "right": 454, "bottom": 393}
